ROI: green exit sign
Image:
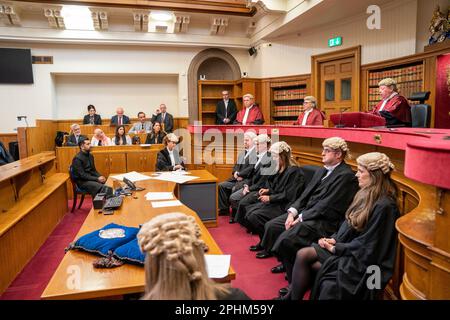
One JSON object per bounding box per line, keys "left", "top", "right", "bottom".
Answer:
{"left": 328, "top": 36, "right": 342, "bottom": 47}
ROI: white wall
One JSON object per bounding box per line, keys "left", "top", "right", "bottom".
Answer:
{"left": 248, "top": 0, "right": 419, "bottom": 77}
{"left": 0, "top": 43, "right": 249, "bottom": 132}
{"left": 54, "top": 74, "right": 178, "bottom": 119}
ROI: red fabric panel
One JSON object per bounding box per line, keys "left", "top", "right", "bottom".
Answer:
{"left": 435, "top": 54, "right": 450, "bottom": 128}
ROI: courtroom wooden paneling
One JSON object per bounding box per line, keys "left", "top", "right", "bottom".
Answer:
{"left": 0, "top": 153, "right": 69, "bottom": 293}
{"left": 0, "top": 133, "right": 18, "bottom": 151}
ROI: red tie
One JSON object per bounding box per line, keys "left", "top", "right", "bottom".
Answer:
{"left": 118, "top": 117, "right": 122, "bottom": 125}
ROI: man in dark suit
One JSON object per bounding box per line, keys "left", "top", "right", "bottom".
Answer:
{"left": 218, "top": 131, "right": 257, "bottom": 216}
{"left": 65, "top": 124, "right": 87, "bottom": 146}
{"left": 71, "top": 138, "right": 106, "bottom": 197}
{"left": 0, "top": 141, "right": 14, "bottom": 166}
{"left": 110, "top": 107, "right": 130, "bottom": 126}
{"left": 151, "top": 104, "right": 174, "bottom": 133}
{"left": 216, "top": 90, "right": 237, "bottom": 125}
{"left": 257, "top": 137, "right": 359, "bottom": 293}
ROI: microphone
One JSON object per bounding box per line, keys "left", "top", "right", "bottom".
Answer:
{"left": 335, "top": 107, "right": 350, "bottom": 128}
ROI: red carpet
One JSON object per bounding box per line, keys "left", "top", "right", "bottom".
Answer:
{"left": 0, "top": 202, "right": 287, "bottom": 300}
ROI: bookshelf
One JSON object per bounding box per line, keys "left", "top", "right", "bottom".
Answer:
{"left": 198, "top": 79, "right": 260, "bottom": 124}
{"left": 198, "top": 80, "right": 235, "bottom": 125}
{"left": 270, "top": 79, "right": 309, "bottom": 125}
{"left": 367, "top": 62, "right": 424, "bottom": 110}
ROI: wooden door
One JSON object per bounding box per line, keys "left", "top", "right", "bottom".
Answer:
{"left": 319, "top": 57, "right": 355, "bottom": 116}
{"left": 92, "top": 152, "right": 111, "bottom": 177}
{"left": 109, "top": 153, "right": 126, "bottom": 174}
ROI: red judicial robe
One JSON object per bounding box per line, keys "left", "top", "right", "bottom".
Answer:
{"left": 370, "top": 94, "right": 411, "bottom": 125}
{"left": 234, "top": 105, "right": 265, "bottom": 125}
{"left": 293, "top": 108, "right": 325, "bottom": 126}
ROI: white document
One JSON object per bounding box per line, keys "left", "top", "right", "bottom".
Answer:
{"left": 110, "top": 171, "right": 152, "bottom": 182}
{"left": 152, "top": 172, "right": 199, "bottom": 184}
{"left": 145, "top": 192, "right": 174, "bottom": 201}
{"left": 151, "top": 200, "right": 183, "bottom": 208}
{"left": 204, "top": 254, "right": 231, "bottom": 279}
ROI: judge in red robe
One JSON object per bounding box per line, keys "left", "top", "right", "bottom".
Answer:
{"left": 234, "top": 94, "right": 265, "bottom": 125}
{"left": 293, "top": 96, "right": 325, "bottom": 126}
{"left": 370, "top": 78, "right": 411, "bottom": 126}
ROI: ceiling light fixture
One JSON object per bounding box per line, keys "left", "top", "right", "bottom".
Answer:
{"left": 61, "top": 5, "right": 94, "bottom": 30}
{"left": 150, "top": 11, "right": 173, "bottom": 22}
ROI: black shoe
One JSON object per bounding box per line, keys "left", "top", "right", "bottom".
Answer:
{"left": 229, "top": 218, "right": 236, "bottom": 224}
{"left": 256, "top": 250, "right": 272, "bottom": 259}
{"left": 271, "top": 263, "right": 285, "bottom": 274}
{"left": 219, "top": 209, "right": 229, "bottom": 216}
{"left": 249, "top": 243, "right": 263, "bottom": 252}
{"left": 279, "top": 287, "right": 289, "bottom": 296}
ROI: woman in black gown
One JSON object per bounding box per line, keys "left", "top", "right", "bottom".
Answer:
{"left": 285, "top": 152, "right": 399, "bottom": 300}
{"left": 242, "top": 141, "right": 305, "bottom": 245}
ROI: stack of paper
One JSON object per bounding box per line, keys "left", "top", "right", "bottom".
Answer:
{"left": 144, "top": 192, "right": 174, "bottom": 201}
{"left": 151, "top": 200, "right": 183, "bottom": 208}
{"left": 204, "top": 255, "right": 231, "bottom": 279}
{"left": 110, "top": 171, "right": 152, "bottom": 182}
{"left": 151, "top": 172, "right": 199, "bottom": 184}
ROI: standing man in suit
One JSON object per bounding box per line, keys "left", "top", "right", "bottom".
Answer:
{"left": 234, "top": 94, "right": 264, "bottom": 125}
{"left": 65, "top": 124, "right": 87, "bottom": 146}
{"left": 151, "top": 104, "right": 174, "bottom": 133}
{"left": 110, "top": 107, "right": 130, "bottom": 126}
{"left": 216, "top": 90, "right": 237, "bottom": 125}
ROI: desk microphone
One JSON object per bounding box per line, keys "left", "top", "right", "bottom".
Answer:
{"left": 335, "top": 107, "right": 351, "bottom": 128}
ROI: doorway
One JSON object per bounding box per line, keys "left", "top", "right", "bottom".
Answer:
{"left": 312, "top": 46, "right": 361, "bottom": 118}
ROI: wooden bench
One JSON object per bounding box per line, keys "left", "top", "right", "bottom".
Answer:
{"left": 0, "top": 152, "right": 69, "bottom": 293}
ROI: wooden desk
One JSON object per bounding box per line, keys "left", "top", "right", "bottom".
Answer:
{"left": 41, "top": 170, "right": 233, "bottom": 300}
{"left": 0, "top": 152, "right": 68, "bottom": 293}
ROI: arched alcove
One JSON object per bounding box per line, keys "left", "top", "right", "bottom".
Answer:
{"left": 188, "top": 49, "right": 241, "bottom": 123}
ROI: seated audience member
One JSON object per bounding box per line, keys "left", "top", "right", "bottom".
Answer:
{"left": 145, "top": 121, "right": 166, "bottom": 144}
{"left": 110, "top": 107, "right": 130, "bottom": 126}
{"left": 71, "top": 138, "right": 107, "bottom": 197}
{"left": 240, "top": 142, "right": 305, "bottom": 246}
{"left": 0, "top": 141, "right": 14, "bottom": 165}
{"left": 151, "top": 104, "right": 174, "bottom": 133}
{"left": 156, "top": 133, "right": 185, "bottom": 171}
{"left": 370, "top": 78, "right": 411, "bottom": 127}
{"left": 91, "top": 128, "right": 112, "bottom": 146}
{"left": 128, "top": 111, "right": 152, "bottom": 134}
{"left": 137, "top": 212, "right": 250, "bottom": 300}
{"left": 285, "top": 152, "right": 399, "bottom": 300}
{"left": 83, "top": 104, "right": 102, "bottom": 125}
{"left": 234, "top": 94, "right": 264, "bottom": 125}
{"left": 230, "top": 134, "right": 272, "bottom": 223}
{"left": 258, "top": 137, "right": 359, "bottom": 294}
{"left": 65, "top": 124, "right": 87, "bottom": 146}
{"left": 218, "top": 131, "right": 257, "bottom": 216}
{"left": 293, "top": 96, "right": 325, "bottom": 126}
{"left": 216, "top": 90, "right": 237, "bottom": 125}
{"left": 112, "top": 125, "right": 132, "bottom": 145}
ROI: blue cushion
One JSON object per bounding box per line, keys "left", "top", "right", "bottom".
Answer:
{"left": 70, "top": 223, "right": 139, "bottom": 257}
{"left": 113, "top": 238, "right": 145, "bottom": 265}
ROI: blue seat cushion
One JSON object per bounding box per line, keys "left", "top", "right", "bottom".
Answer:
{"left": 113, "top": 238, "right": 145, "bottom": 265}
{"left": 69, "top": 223, "right": 139, "bottom": 257}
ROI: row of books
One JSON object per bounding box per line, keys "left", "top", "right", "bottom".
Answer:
{"left": 368, "top": 64, "right": 423, "bottom": 86}
{"left": 368, "top": 80, "right": 423, "bottom": 104}
{"left": 272, "top": 105, "right": 304, "bottom": 117}
{"left": 273, "top": 120, "right": 295, "bottom": 125}
{"left": 273, "top": 88, "right": 308, "bottom": 101}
